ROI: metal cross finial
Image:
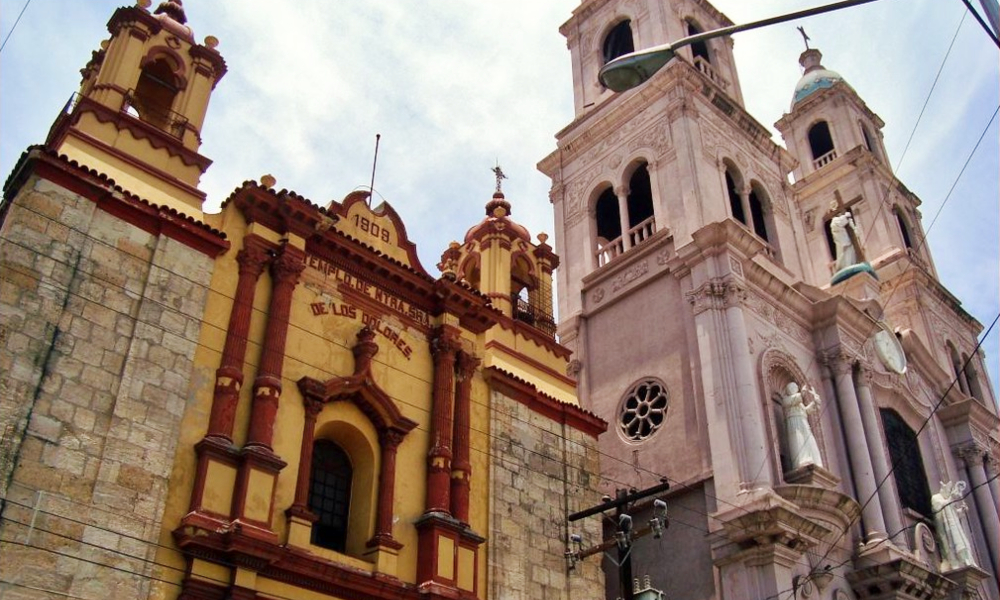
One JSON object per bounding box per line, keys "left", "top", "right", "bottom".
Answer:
{"left": 491, "top": 162, "right": 507, "bottom": 193}
{"left": 797, "top": 26, "right": 811, "bottom": 50}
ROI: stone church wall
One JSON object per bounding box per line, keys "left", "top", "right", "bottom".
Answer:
{"left": 488, "top": 389, "right": 604, "bottom": 599}
{"left": 0, "top": 174, "right": 213, "bottom": 599}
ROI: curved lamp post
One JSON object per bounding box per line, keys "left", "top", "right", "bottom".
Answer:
{"left": 598, "top": 0, "right": 887, "bottom": 92}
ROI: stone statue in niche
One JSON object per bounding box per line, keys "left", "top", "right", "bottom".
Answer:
{"left": 780, "top": 382, "right": 823, "bottom": 469}
{"left": 828, "top": 200, "right": 876, "bottom": 284}
{"left": 932, "top": 480, "right": 977, "bottom": 571}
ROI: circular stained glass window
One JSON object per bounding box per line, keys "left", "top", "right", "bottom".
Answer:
{"left": 618, "top": 378, "right": 668, "bottom": 442}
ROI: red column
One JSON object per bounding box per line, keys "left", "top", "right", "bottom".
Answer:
{"left": 450, "top": 352, "right": 479, "bottom": 523}
{"left": 289, "top": 389, "right": 324, "bottom": 519}
{"left": 425, "top": 326, "right": 460, "bottom": 514}
{"left": 370, "top": 429, "right": 404, "bottom": 548}
{"left": 247, "top": 244, "right": 305, "bottom": 449}
{"left": 208, "top": 239, "right": 270, "bottom": 440}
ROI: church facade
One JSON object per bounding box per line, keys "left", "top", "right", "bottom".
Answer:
{"left": 0, "top": 3, "right": 605, "bottom": 600}
{"left": 538, "top": 0, "right": 999, "bottom": 599}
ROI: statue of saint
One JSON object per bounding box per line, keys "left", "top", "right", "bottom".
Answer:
{"left": 932, "top": 481, "right": 976, "bottom": 571}
{"left": 780, "top": 382, "right": 823, "bottom": 469}
{"left": 829, "top": 199, "right": 865, "bottom": 273}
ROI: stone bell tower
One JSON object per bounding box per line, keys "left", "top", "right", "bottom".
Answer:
{"left": 45, "top": 0, "right": 227, "bottom": 215}
{"left": 0, "top": 2, "right": 229, "bottom": 598}
{"left": 538, "top": 1, "right": 998, "bottom": 599}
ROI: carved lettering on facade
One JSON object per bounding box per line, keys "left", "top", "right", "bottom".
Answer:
{"left": 305, "top": 255, "right": 430, "bottom": 326}
{"left": 308, "top": 300, "right": 414, "bottom": 360}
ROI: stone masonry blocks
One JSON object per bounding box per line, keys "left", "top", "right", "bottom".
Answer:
{"left": 0, "top": 175, "right": 216, "bottom": 600}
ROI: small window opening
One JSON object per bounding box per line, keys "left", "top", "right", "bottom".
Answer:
{"left": 133, "top": 59, "right": 179, "bottom": 130}
{"left": 595, "top": 187, "right": 622, "bottom": 242}
{"left": 603, "top": 20, "right": 635, "bottom": 64}
{"left": 687, "top": 21, "right": 711, "bottom": 63}
{"left": 309, "top": 440, "right": 353, "bottom": 552}
{"left": 808, "top": 121, "right": 835, "bottom": 160}
{"left": 627, "top": 163, "right": 654, "bottom": 228}
{"left": 894, "top": 207, "right": 913, "bottom": 250}
{"left": 726, "top": 171, "right": 746, "bottom": 225}
{"left": 749, "top": 188, "right": 768, "bottom": 242}
{"left": 880, "top": 409, "right": 932, "bottom": 518}
{"left": 948, "top": 343, "right": 969, "bottom": 395}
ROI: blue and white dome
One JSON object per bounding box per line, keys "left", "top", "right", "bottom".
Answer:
{"left": 791, "top": 48, "right": 849, "bottom": 109}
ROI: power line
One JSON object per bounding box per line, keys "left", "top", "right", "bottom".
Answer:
{"left": 2, "top": 166, "right": 994, "bottom": 575}
{"left": 0, "top": 0, "right": 32, "bottom": 54}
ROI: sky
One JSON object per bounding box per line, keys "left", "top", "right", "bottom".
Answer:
{"left": 1, "top": 0, "right": 997, "bottom": 389}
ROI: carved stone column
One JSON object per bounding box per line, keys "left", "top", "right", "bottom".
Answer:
{"left": 958, "top": 445, "right": 1000, "bottom": 570}
{"left": 451, "top": 352, "right": 480, "bottom": 523}
{"left": 856, "top": 366, "right": 905, "bottom": 544}
{"left": 615, "top": 185, "right": 631, "bottom": 251}
{"left": 828, "top": 355, "right": 887, "bottom": 542}
{"left": 426, "top": 326, "right": 460, "bottom": 514}
{"left": 247, "top": 243, "right": 305, "bottom": 449}
{"left": 209, "top": 238, "right": 270, "bottom": 440}
{"left": 687, "top": 278, "right": 769, "bottom": 498}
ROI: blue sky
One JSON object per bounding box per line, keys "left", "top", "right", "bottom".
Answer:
{"left": 2, "top": 0, "right": 996, "bottom": 390}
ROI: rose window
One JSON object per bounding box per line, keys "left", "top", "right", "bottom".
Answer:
{"left": 618, "top": 378, "right": 668, "bottom": 441}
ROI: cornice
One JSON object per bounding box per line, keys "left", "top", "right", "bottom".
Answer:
{"left": 3, "top": 146, "right": 228, "bottom": 257}
{"left": 483, "top": 366, "right": 606, "bottom": 438}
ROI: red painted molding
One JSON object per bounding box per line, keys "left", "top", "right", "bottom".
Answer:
{"left": 6, "top": 148, "right": 228, "bottom": 257}
{"left": 483, "top": 366, "right": 607, "bottom": 438}
{"left": 483, "top": 340, "right": 576, "bottom": 386}
{"left": 50, "top": 95, "right": 212, "bottom": 171}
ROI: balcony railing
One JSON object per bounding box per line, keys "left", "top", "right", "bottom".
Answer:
{"left": 628, "top": 216, "right": 656, "bottom": 248}
{"left": 694, "top": 57, "right": 729, "bottom": 91}
{"left": 596, "top": 236, "right": 624, "bottom": 267}
{"left": 595, "top": 216, "right": 658, "bottom": 268}
{"left": 122, "top": 90, "right": 188, "bottom": 140}
{"left": 812, "top": 149, "right": 837, "bottom": 170}
{"left": 511, "top": 294, "right": 556, "bottom": 338}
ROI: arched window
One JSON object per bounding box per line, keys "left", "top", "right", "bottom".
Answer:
{"left": 626, "top": 162, "right": 655, "bottom": 245}
{"left": 894, "top": 206, "right": 913, "bottom": 250}
{"left": 595, "top": 187, "right": 621, "bottom": 244}
{"left": 687, "top": 21, "right": 711, "bottom": 63}
{"left": 808, "top": 121, "right": 835, "bottom": 161}
{"left": 748, "top": 185, "right": 769, "bottom": 242}
{"left": 603, "top": 20, "right": 634, "bottom": 64}
{"left": 962, "top": 354, "right": 984, "bottom": 402}
{"left": 947, "top": 342, "right": 969, "bottom": 395}
{"left": 880, "top": 409, "right": 932, "bottom": 518}
{"left": 309, "top": 440, "right": 353, "bottom": 552}
{"left": 725, "top": 169, "right": 746, "bottom": 225}
{"left": 860, "top": 121, "right": 880, "bottom": 160}
{"left": 133, "top": 58, "right": 180, "bottom": 130}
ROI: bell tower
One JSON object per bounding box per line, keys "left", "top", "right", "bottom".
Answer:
{"left": 775, "top": 46, "right": 936, "bottom": 289}
{"left": 45, "top": 0, "right": 226, "bottom": 215}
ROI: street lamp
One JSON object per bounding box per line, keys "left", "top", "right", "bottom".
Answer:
{"left": 598, "top": 0, "right": 887, "bottom": 92}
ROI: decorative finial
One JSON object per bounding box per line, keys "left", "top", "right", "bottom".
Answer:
{"left": 154, "top": 0, "right": 187, "bottom": 24}
{"left": 491, "top": 161, "right": 507, "bottom": 194}
{"left": 260, "top": 174, "right": 276, "bottom": 188}
{"left": 797, "top": 26, "right": 811, "bottom": 50}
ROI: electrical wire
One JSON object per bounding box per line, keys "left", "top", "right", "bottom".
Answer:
{"left": 2, "top": 160, "right": 996, "bottom": 581}
{"left": 0, "top": 0, "right": 32, "bottom": 54}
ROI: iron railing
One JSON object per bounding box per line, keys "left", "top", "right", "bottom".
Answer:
{"left": 123, "top": 89, "right": 188, "bottom": 139}
{"left": 511, "top": 294, "right": 556, "bottom": 338}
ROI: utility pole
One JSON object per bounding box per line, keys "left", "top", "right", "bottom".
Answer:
{"left": 565, "top": 480, "right": 670, "bottom": 600}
